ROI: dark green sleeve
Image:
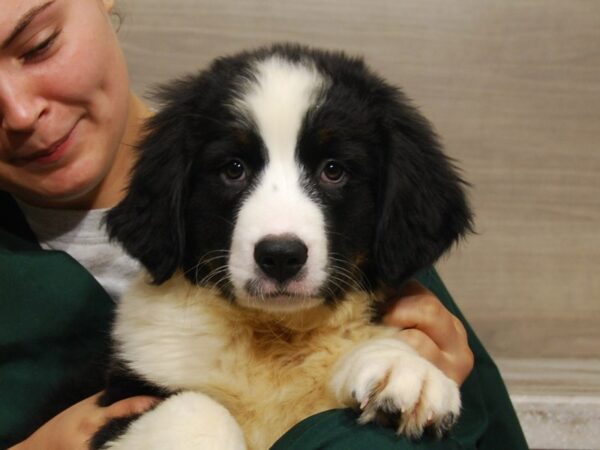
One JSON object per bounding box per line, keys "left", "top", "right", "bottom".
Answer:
{"left": 271, "top": 268, "right": 529, "bottom": 450}
{"left": 0, "top": 194, "right": 115, "bottom": 447}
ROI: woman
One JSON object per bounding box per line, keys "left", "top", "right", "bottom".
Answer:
{"left": 0, "top": 1, "right": 526, "bottom": 449}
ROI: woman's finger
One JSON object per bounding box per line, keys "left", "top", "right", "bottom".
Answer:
{"left": 105, "top": 396, "right": 160, "bottom": 419}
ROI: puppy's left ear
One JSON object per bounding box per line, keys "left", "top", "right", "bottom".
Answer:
{"left": 105, "top": 94, "right": 194, "bottom": 284}
{"left": 374, "top": 91, "right": 474, "bottom": 286}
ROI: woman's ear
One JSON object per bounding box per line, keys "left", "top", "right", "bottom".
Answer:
{"left": 374, "top": 92, "right": 474, "bottom": 286}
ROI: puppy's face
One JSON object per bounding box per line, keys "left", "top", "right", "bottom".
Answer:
{"left": 107, "top": 45, "right": 472, "bottom": 313}
{"left": 190, "top": 57, "right": 378, "bottom": 311}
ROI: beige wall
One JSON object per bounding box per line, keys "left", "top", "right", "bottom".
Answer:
{"left": 117, "top": 0, "right": 600, "bottom": 359}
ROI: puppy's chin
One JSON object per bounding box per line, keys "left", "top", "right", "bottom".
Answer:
{"left": 235, "top": 294, "right": 325, "bottom": 313}
{"left": 232, "top": 279, "right": 324, "bottom": 313}
{"left": 225, "top": 274, "right": 324, "bottom": 313}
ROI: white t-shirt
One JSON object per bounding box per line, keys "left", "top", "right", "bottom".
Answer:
{"left": 17, "top": 201, "right": 141, "bottom": 302}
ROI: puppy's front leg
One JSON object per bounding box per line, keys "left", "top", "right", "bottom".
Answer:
{"left": 331, "top": 338, "right": 460, "bottom": 439}
{"left": 100, "top": 391, "right": 246, "bottom": 450}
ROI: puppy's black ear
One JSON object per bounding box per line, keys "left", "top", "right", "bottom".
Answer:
{"left": 374, "top": 91, "right": 474, "bottom": 286}
{"left": 106, "top": 83, "right": 196, "bottom": 284}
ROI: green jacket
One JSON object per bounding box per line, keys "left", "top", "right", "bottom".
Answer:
{"left": 0, "top": 192, "right": 528, "bottom": 449}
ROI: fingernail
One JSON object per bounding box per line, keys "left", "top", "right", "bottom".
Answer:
{"left": 136, "top": 397, "right": 159, "bottom": 412}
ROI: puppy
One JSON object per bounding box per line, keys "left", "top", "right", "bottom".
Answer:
{"left": 97, "top": 43, "right": 473, "bottom": 450}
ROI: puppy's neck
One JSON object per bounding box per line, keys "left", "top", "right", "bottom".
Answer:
{"left": 232, "top": 291, "right": 375, "bottom": 333}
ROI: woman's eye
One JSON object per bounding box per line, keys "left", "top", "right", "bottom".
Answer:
{"left": 319, "top": 160, "right": 346, "bottom": 184}
{"left": 21, "top": 30, "right": 60, "bottom": 62}
{"left": 221, "top": 159, "right": 247, "bottom": 182}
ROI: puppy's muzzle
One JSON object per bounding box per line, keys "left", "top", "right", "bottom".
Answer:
{"left": 254, "top": 236, "right": 308, "bottom": 284}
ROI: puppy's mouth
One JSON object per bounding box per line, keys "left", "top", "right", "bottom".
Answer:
{"left": 237, "top": 276, "right": 324, "bottom": 312}
{"left": 245, "top": 274, "right": 313, "bottom": 295}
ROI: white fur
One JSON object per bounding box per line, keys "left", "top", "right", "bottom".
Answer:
{"left": 113, "top": 274, "right": 461, "bottom": 449}
{"left": 102, "top": 392, "right": 246, "bottom": 450}
{"left": 229, "top": 56, "right": 330, "bottom": 311}
{"left": 112, "top": 275, "right": 232, "bottom": 391}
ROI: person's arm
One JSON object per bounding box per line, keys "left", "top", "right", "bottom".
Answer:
{"left": 8, "top": 393, "right": 157, "bottom": 450}
{"left": 382, "top": 280, "right": 474, "bottom": 386}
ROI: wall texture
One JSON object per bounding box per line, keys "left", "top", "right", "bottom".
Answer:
{"left": 116, "top": 0, "right": 600, "bottom": 359}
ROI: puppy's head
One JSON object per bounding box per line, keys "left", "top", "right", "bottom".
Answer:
{"left": 107, "top": 44, "right": 473, "bottom": 312}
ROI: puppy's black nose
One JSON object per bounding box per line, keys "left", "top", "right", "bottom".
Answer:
{"left": 254, "top": 237, "right": 308, "bottom": 284}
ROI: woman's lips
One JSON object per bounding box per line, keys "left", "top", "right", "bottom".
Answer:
{"left": 18, "top": 124, "right": 77, "bottom": 166}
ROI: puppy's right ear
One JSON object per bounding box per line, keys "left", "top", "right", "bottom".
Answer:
{"left": 373, "top": 88, "right": 474, "bottom": 286}
{"left": 106, "top": 84, "right": 196, "bottom": 284}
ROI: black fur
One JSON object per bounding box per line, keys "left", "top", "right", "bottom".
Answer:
{"left": 98, "top": 361, "right": 170, "bottom": 407}
{"left": 90, "top": 415, "right": 143, "bottom": 449}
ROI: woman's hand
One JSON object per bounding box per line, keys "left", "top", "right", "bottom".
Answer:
{"left": 382, "top": 280, "right": 474, "bottom": 386}
{"left": 10, "top": 392, "right": 158, "bottom": 450}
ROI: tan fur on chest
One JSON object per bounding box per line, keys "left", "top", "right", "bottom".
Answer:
{"left": 116, "top": 276, "right": 396, "bottom": 450}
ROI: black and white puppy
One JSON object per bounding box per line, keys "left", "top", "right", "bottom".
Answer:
{"left": 98, "top": 44, "right": 473, "bottom": 450}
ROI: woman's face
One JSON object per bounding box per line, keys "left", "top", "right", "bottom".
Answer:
{"left": 0, "top": 0, "right": 132, "bottom": 208}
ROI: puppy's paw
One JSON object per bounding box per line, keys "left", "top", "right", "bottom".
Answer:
{"left": 331, "top": 338, "right": 460, "bottom": 439}
{"left": 101, "top": 391, "right": 247, "bottom": 450}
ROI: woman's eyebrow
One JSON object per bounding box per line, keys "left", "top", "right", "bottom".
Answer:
{"left": 1, "top": 1, "right": 55, "bottom": 50}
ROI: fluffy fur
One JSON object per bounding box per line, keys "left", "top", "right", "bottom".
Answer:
{"left": 99, "top": 43, "right": 473, "bottom": 450}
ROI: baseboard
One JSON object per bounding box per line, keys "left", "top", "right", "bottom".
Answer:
{"left": 497, "top": 358, "right": 600, "bottom": 450}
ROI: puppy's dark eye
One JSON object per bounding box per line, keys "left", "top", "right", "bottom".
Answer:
{"left": 221, "top": 159, "right": 247, "bottom": 182}
{"left": 319, "top": 160, "right": 346, "bottom": 184}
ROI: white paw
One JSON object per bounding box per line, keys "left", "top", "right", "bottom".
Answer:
{"left": 331, "top": 338, "right": 460, "bottom": 439}
{"left": 102, "top": 391, "right": 247, "bottom": 450}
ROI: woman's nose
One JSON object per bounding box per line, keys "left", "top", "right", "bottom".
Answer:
{"left": 0, "top": 76, "right": 46, "bottom": 133}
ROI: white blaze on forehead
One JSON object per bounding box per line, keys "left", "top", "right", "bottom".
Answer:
{"left": 228, "top": 56, "right": 330, "bottom": 307}
{"left": 235, "top": 56, "right": 327, "bottom": 156}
